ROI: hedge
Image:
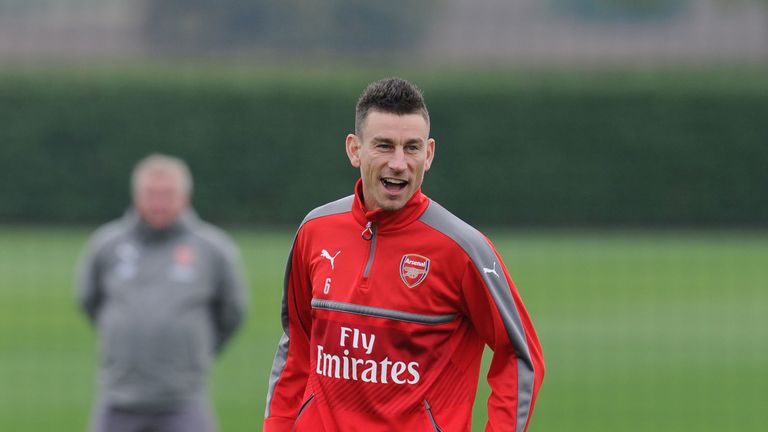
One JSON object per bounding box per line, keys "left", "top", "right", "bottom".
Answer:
{"left": 1, "top": 68, "right": 766, "bottom": 227}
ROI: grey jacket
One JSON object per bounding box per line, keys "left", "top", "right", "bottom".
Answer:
{"left": 77, "top": 209, "right": 248, "bottom": 411}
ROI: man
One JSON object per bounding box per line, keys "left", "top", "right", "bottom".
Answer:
{"left": 77, "top": 154, "right": 248, "bottom": 432}
{"left": 264, "top": 78, "right": 544, "bottom": 431}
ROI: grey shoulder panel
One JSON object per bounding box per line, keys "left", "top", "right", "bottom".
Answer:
{"left": 419, "top": 199, "right": 536, "bottom": 431}
{"left": 301, "top": 195, "right": 354, "bottom": 226}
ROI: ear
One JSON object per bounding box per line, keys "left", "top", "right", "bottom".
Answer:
{"left": 424, "top": 138, "right": 436, "bottom": 171}
{"left": 346, "top": 133, "right": 361, "bottom": 168}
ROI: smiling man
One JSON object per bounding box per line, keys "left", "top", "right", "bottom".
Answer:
{"left": 349, "top": 107, "right": 434, "bottom": 212}
{"left": 264, "top": 78, "right": 544, "bottom": 431}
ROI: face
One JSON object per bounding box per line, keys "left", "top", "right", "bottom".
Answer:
{"left": 133, "top": 169, "right": 188, "bottom": 229}
{"left": 346, "top": 110, "right": 435, "bottom": 212}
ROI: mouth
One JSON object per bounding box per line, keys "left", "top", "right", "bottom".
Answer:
{"left": 380, "top": 177, "right": 408, "bottom": 193}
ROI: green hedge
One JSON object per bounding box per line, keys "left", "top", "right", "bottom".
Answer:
{"left": 1, "top": 69, "right": 766, "bottom": 227}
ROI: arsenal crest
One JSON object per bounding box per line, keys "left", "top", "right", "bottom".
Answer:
{"left": 175, "top": 245, "right": 195, "bottom": 266}
{"left": 400, "top": 254, "right": 430, "bottom": 288}
{"left": 170, "top": 244, "right": 197, "bottom": 281}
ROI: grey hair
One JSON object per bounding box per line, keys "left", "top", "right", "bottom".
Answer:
{"left": 131, "top": 154, "right": 193, "bottom": 196}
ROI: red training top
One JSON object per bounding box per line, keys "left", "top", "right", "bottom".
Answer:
{"left": 265, "top": 180, "right": 545, "bottom": 431}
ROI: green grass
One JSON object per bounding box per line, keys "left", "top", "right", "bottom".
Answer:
{"left": 1, "top": 227, "right": 766, "bottom": 431}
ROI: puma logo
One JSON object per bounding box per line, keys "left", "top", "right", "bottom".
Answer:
{"left": 483, "top": 262, "right": 500, "bottom": 278}
{"left": 320, "top": 249, "right": 341, "bottom": 270}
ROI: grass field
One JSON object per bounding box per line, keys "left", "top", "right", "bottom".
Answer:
{"left": 1, "top": 227, "right": 766, "bottom": 431}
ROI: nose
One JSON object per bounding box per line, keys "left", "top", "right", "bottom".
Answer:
{"left": 387, "top": 146, "right": 407, "bottom": 172}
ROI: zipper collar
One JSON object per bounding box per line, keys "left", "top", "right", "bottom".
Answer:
{"left": 351, "top": 178, "right": 430, "bottom": 234}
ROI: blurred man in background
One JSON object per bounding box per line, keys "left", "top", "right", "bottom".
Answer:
{"left": 77, "top": 154, "right": 248, "bottom": 432}
{"left": 264, "top": 78, "right": 544, "bottom": 431}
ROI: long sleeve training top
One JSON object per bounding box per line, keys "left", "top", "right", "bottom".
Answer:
{"left": 265, "top": 181, "right": 544, "bottom": 431}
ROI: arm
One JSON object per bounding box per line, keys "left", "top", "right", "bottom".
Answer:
{"left": 211, "top": 239, "right": 249, "bottom": 353}
{"left": 75, "top": 234, "right": 104, "bottom": 325}
{"left": 462, "top": 243, "right": 545, "bottom": 432}
{"left": 263, "top": 230, "right": 314, "bottom": 432}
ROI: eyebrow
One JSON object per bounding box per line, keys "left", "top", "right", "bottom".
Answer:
{"left": 371, "top": 136, "right": 425, "bottom": 145}
{"left": 371, "top": 137, "right": 395, "bottom": 144}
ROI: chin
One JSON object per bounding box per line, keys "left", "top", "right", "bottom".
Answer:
{"left": 381, "top": 201, "right": 406, "bottom": 212}
{"left": 146, "top": 217, "right": 173, "bottom": 229}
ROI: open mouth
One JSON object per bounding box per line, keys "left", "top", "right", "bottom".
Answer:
{"left": 381, "top": 177, "right": 408, "bottom": 193}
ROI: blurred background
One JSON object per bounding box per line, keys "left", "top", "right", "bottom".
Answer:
{"left": 1, "top": 0, "right": 767, "bottom": 430}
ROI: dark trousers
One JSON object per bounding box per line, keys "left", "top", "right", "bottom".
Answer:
{"left": 88, "top": 398, "right": 217, "bottom": 432}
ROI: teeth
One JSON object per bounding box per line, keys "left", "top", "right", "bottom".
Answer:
{"left": 383, "top": 178, "right": 407, "bottom": 185}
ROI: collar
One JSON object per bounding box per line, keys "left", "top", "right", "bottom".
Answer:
{"left": 123, "top": 208, "right": 196, "bottom": 242}
{"left": 351, "top": 178, "right": 430, "bottom": 233}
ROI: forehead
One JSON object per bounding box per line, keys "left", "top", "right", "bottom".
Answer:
{"left": 361, "top": 111, "right": 429, "bottom": 140}
{"left": 136, "top": 168, "right": 183, "bottom": 190}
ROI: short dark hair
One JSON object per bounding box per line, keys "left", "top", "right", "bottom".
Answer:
{"left": 355, "top": 78, "right": 430, "bottom": 136}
